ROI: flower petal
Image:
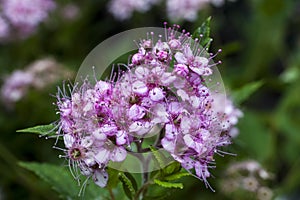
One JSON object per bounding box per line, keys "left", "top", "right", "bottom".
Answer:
{"left": 111, "top": 146, "right": 127, "bottom": 162}
{"left": 174, "top": 52, "right": 187, "bottom": 64}
{"left": 93, "top": 169, "right": 108, "bottom": 188}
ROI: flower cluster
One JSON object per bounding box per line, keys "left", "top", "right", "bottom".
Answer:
{"left": 56, "top": 24, "right": 242, "bottom": 188}
{"left": 220, "top": 160, "right": 273, "bottom": 200}
{"left": 108, "top": 0, "right": 236, "bottom": 21}
{"left": 108, "top": 0, "right": 159, "bottom": 20}
{"left": 0, "top": 0, "right": 56, "bottom": 41}
{"left": 1, "top": 58, "right": 71, "bottom": 107}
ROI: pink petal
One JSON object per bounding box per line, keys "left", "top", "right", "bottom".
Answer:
{"left": 93, "top": 129, "right": 107, "bottom": 141}
{"left": 183, "top": 134, "right": 195, "bottom": 149}
{"left": 135, "top": 66, "right": 149, "bottom": 79}
{"left": 189, "top": 65, "right": 206, "bottom": 76}
{"left": 95, "top": 80, "right": 112, "bottom": 96}
{"left": 63, "top": 134, "right": 75, "bottom": 148}
{"left": 165, "top": 124, "right": 177, "bottom": 140}
{"left": 174, "top": 52, "right": 187, "bottom": 64}
{"left": 93, "top": 169, "right": 108, "bottom": 188}
{"left": 95, "top": 148, "right": 110, "bottom": 164}
{"left": 183, "top": 46, "right": 194, "bottom": 61}
{"left": 132, "top": 53, "right": 144, "bottom": 65}
{"left": 149, "top": 87, "right": 165, "bottom": 101}
{"left": 161, "top": 72, "right": 176, "bottom": 85}
{"left": 132, "top": 80, "right": 148, "bottom": 95}
{"left": 99, "top": 124, "right": 117, "bottom": 136}
{"left": 194, "top": 56, "right": 209, "bottom": 67}
{"left": 111, "top": 146, "right": 127, "bottom": 162}
{"left": 177, "top": 89, "right": 189, "bottom": 101}
{"left": 190, "top": 95, "right": 200, "bottom": 108}
{"left": 128, "top": 104, "right": 146, "bottom": 120}
{"left": 116, "top": 130, "right": 127, "bottom": 145}
{"left": 168, "top": 102, "right": 182, "bottom": 115}
{"left": 161, "top": 138, "right": 176, "bottom": 152}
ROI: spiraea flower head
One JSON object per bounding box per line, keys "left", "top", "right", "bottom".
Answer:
{"left": 0, "top": 16, "right": 9, "bottom": 39}
{"left": 2, "top": 0, "right": 55, "bottom": 27}
{"left": 1, "top": 58, "right": 71, "bottom": 108}
{"left": 55, "top": 23, "right": 242, "bottom": 191}
{"left": 108, "top": 0, "right": 160, "bottom": 20}
{"left": 0, "top": 0, "right": 56, "bottom": 40}
{"left": 220, "top": 160, "right": 273, "bottom": 200}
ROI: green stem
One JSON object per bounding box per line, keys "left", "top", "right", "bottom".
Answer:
{"left": 134, "top": 181, "right": 152, "bottom": 200}
{"left": 108, "top": 187, "right": 115, "bottom": 200}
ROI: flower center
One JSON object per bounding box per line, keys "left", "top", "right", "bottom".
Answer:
{"left": 69, "top": 148, "right": 82, "bottom": 160}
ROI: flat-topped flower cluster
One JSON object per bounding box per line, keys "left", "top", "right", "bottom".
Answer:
{"left": 0, "top": 0, "right": 55, "bottom": 41}
{"left": 56, "top": 24, "right": 242, "bottom": 188}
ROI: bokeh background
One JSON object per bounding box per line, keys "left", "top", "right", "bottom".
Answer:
{"left": 0, "top": 0, "right": 300, "bottom": 199}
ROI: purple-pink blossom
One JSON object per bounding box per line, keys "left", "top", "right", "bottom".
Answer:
{"left": 55, "top": 23, "right": 242, "bottom": 189}
{"left": 2, "top": 0, "right": 55, "bottom": 27}
{"left": 0, "top": 0, "right": 55, "bottom": 41}
{"left": 108, "top": 0, "right": 234, "bottom": 22}
{"left": 0, "top": 16, "right": 9, "bottom": 39}
{"left": 108, "top": 0, "right": 160, "bottom": 20}
{"left": 1, "top": 58, "right": 71, "bottom": 107}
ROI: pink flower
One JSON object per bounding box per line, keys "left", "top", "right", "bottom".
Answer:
{"left": 1, "top": 70, "right": 33, "bottom": 104}
{"left": 2, "top": 0, "right": 55, "bottom": 27}
{"left": 175, "top": 45, "right": 211, "bottom": 76}
{"left": 132, "top": 53, "right": 145, "bottom": 65}
{"left": 0, "top": 16, "right": 9, "bottom": 39}
{"left": 149, "top": 87, "right": 165, "bottom": 101}
{"left": 132, "top": 80, "right": 148, "bottom": 95}
{"left": 167, "top": 0, "right": 209, "bottom": 22}
{"left": 108, "top": 0, "right": 159, "bottom": 20}
{"left": 1, "top": 0, "right": 55, "bottom": 39}
{"left": 53, "top": 23, "right": 242, "bottom": 189}
{"left": 128, "top": 104, "right": 146, "bottom": 120}
{"left": 175, "top": 64, "right": 189, "bottom": 76}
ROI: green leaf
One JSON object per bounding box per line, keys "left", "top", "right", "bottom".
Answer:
{"left": 118, "top": 172, "right": 137, "bottom": 200}
{"left": 164, "top": 172, "right": 190, "bottom": 181}
{"left": 19, "top": 162, "right": 109, "bottom": 200}
{"left": 231, "top": 81, "right": 264, "bottom": 104}
{"left": 149, "top": 146, "right": 167, "bottom": 169}
{"left": 192, "top": 17, "right": 213, "bottom": 48}
{"left": 17, "top": 124, "right": 57, "bottom": 137}
{"left": 276, "top": 82, "right": 300, "bottom": 146}
{"left": 237, "top": 110, "right": 273, "bottom": 161}
{"left": 162, "top": 161, "right": 181, "bottom": 176}
{"left": 106, "top": 168, "right": 120, "bottom": 189}
{"left": 154, "top": 179, "right": 183, "bottom": 189}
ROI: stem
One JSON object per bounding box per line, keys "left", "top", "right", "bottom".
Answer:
{"left": 108, "top": 187, "right": 115, "bottom": 200}
{"left": 133, "top": 129, "right": 164, "bottom": 199}
{"left": 134, "top": 181, "right": 152, "bottom": 200}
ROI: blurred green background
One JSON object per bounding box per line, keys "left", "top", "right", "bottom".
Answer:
{"left": 0, "top": 0, "right": 300, "bottom": 199}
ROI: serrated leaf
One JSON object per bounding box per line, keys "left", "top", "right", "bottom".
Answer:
{"left": 164, "top": 172, "right": 190, "bottom": 181}
{"left": 17, "top": 124, "right": 57, "bottom": 137}
{"left": 231, "top": 81, "right": 264, "bottom": 104}
{"left": 192, "top": 17, "right": 212, "bottom": 48}
{"left": 154, "top": 179, "right": 183, "bottom": 189}
{"left": 162, "top": 161, "right": 181, "bottom": 176}
{"left": 149, "top": 146, "right": 166, "bottom": 169}
{"left": 19, "top": 162, "right": 109, "bottom": 200}
{"left": 118, "top": 172, "right": 137, "bottom": 200}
